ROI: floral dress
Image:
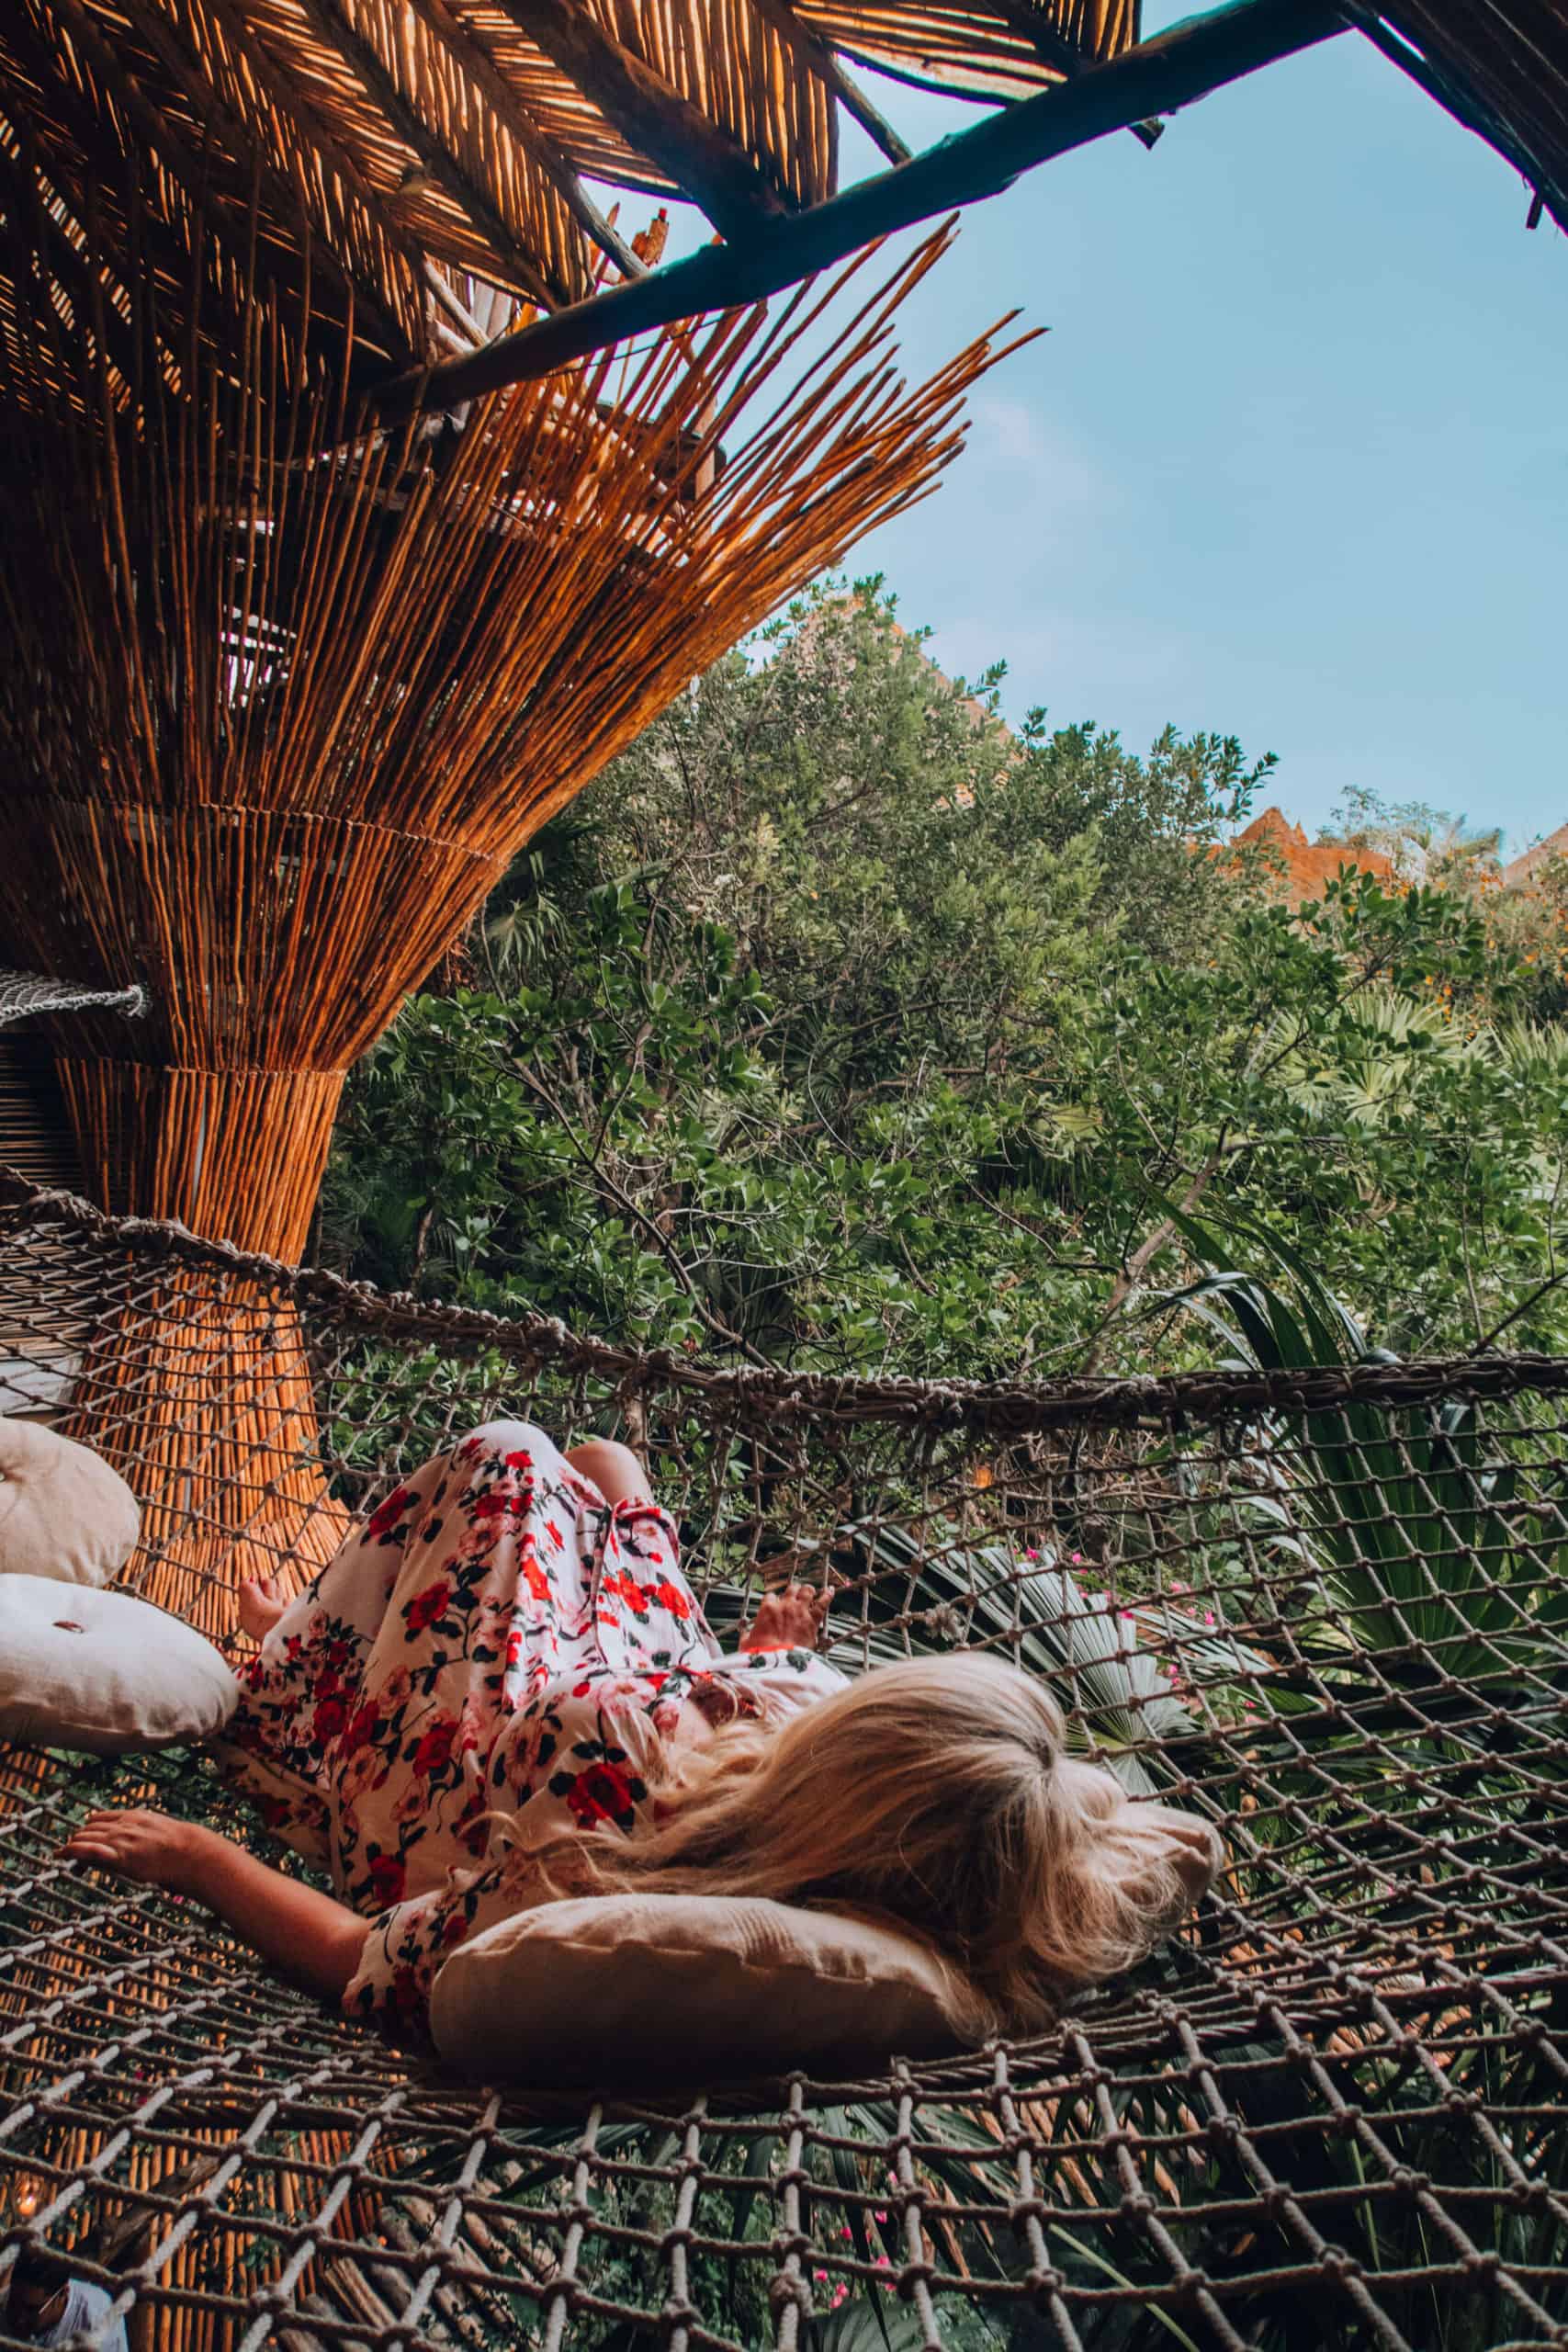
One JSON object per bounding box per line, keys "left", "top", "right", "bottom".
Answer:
{"left": 220, "top": 1419, "right": 847, "bottom": 2030}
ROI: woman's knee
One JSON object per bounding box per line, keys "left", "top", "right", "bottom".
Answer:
{"left": 563, "top": 1437, "right": 653, "bottom": 1510}
{"left": 452, "top": 1420, "right": 566, "bottom": 1477}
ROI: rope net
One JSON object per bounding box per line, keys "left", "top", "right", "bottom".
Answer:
{"left": 3, "top": 1181, "right": 1566, "bottom": 2352}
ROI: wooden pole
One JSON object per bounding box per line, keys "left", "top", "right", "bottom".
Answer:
{"left": 368, "top": 0, "right": 1348, "bottom": 424}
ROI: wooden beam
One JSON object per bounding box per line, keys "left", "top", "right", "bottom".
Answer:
{"left": 368, "top": 0, "right": 1347, "bottom": 423}
{"left": 745, "top": 0, "right": 912, "bottom": 164}
{"left": 491, "top": 0, "right": 795, "bottom": 239}
{"left": 290, "top": 0, "right": 559, "bottom": 308}
{"left": 401, "top": 0, "right": 647, "bottom": 281}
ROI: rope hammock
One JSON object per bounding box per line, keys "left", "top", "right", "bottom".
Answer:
{"left": 0, "top": 975, "right": 146, "bottom": 1032}
{"left": 3, "top": 1177, "right": 1566, "bottom": 2352}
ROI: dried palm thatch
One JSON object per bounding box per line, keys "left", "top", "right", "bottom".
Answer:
{"left": 0, "top": 185, "right": 1027, "bottom": 1616}
{"left": 0, "top": 0, "right": 1135, "bottom": 395}
{"left": 1358, "top": 0, "right": 1568, "bottom": 232}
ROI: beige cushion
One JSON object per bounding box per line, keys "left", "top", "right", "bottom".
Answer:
{"left": 0, "top": 1577, "right": 239, "bottom": 1752}
{"left": 430, "top": 1893, "right": 976, "bottom": 2090}
{"left": 0, "top": 1417, "right": 140, "bottom": 1588}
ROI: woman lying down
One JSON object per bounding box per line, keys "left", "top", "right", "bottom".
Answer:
{"left": 62, "top": 1422, "right": 1223, "bottom": 2041}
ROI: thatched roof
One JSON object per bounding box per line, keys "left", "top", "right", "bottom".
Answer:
{"left": 1, "top": 1, "right": 1562, "bottom": 428}
{"left": 0, "top": 0, "right": 1133, "bottom": 395}
{"left": 1366, "top": 2, "right": 1568, "bottom": 235}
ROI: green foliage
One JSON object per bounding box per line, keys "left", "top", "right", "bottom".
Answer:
{"left": 321, "top": 579, "right": 1568, "bottom": 1383}
{"left": 312, "top": 581, "right": 1568, "bottom": 2348}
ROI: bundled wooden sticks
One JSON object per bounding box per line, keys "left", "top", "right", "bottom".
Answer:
{"left": 0, "top": 149, "right": 1028, "bottom": 1604}
{"left": 0, "top": 188, "right": 1027, "bottom": 1252}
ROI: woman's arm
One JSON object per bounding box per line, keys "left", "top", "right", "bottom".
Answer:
{"left": 62, "top": 1810, "right": 367, "bottom": 2002}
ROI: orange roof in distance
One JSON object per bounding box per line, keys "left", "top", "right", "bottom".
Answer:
{"left": 1230, "top": 808, "right": 1397, "bottom": 898}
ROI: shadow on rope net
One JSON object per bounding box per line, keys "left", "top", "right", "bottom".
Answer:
{"left": 2, "top": 1178, "right": 1566, "bottom": 2352}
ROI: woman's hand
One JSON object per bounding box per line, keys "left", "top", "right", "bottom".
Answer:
{"left": 237, "top": 1576, "right": 288, "bottom": 1642}
{"left": 62, "top": 1808, "right": 206, "bottom": 1894}
{"left": 740, "top": 1582, "right": 832, "bottom": 1654}
{"left": 63, "top": 1808, "right": 369, "bottom": 2001}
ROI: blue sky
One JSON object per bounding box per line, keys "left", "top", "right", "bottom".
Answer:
{"left": 638, "top": 15, "right": 1566, "bottom": 856}
{"left": 830, "top": 17, "right": 1568, "bottom": 856}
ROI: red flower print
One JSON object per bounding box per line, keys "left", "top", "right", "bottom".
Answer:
{"left": 504, "top": 1632, "right": 523, "bottom": 1665}
{"left": 344, "top": 1702, "right": 380, "bottom": 1755}
{"left": 471, "top": 1491, "right": 525, "bottom": 1523}
{"left": 564, "top": 1758, "right": 637, "bottom": 1828}
{"left": 404, "top": 1578, "right": 452, "bottom": 1634}
{"left": 444, "top": 1907, "right": 472, "bottom": 1943}
{"left": 312, "top": 1692, "right": 348, "bottom": 1744}
{"left": 653, "top": 1581, "right": 691, "bottom": 1620}
{"left": 368, "top": 1852, "right": 408, "bottom": 1906}
{"left": 522, "top": 1552, "right": 551, "bottom": 1603}
{"left": 546, "top": 1520, "right": 564, "bottom": 1549}
{"left": 412, "top": 1717, "right": 458, "bottom": 1777}
{"left": 503, "top": 1447, "right": 534, "bottom": 1471}
{"left": 366, "top": 1485, "right": 414, "bottom": 1544}
{"left": 389, "top": 1962, "right": 423, "bottom": 2014}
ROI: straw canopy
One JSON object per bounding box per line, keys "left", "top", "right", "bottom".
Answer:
{"left": 0, "top": 0, "right": 1134, "bottom": 397}
{"left": 0, "top": 190, "right": 1025, "bottom": 1597}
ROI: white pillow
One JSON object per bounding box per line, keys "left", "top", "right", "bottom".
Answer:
{"left": 430, "top": 1892, "right": 976, "bottom": 2090}
{"left": 0, "top": 1416, "right": 140, "bottom": 1587}
{"left": 0, "top": 1578, "right": 239, "bottom": 1752}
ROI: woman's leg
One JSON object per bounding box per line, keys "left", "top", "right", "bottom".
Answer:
{"left": 221, "top": 1430, "right": 557, "bottom": 1836}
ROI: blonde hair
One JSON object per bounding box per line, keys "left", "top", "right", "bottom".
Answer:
{"left": 515, "top": 1652, "right": 1224, "bottom": 2037}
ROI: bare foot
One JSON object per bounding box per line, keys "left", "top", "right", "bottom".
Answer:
{"left": 237, "top": 1576, "right": 287, "bottom": 1643}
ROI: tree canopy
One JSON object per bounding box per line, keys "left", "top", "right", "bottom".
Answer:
{"left": 321, "top": 581, "right": 1568, "bottom": 1376}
